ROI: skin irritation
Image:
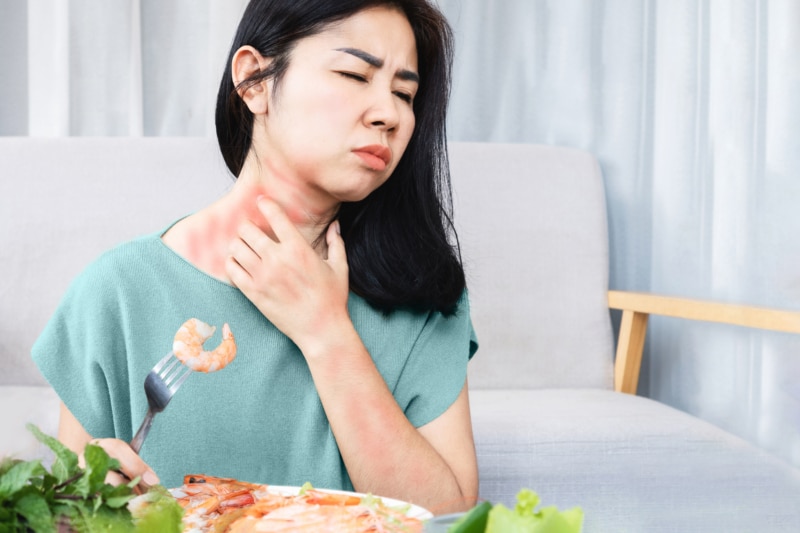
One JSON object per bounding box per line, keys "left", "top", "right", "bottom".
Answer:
{"left": 174, "top": 171, "right": 333, "bottom": 283}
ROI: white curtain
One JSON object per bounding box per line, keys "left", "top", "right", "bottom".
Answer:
{"left": 1, "top": 0, "right": 249, "bottom": 136}
{"left": 2, "top": 0, "right": 799, "bottom": 467}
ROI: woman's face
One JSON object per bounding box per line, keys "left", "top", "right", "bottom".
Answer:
{"left": 255, "top": 6, "right": 419, "bottom": 205}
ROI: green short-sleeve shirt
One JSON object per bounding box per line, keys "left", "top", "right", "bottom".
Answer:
{"left": 32, "top": 230, "right": 478, "bottom": 489}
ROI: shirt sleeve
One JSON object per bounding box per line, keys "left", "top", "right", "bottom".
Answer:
{"left": 393, "top": 290, "right": 479, "bottom": 428}
{"left": 31, "top": 255, "right": 131, "bottom": 439}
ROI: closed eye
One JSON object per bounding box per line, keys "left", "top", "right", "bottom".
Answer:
{"left": 393, "top": 91, "right": 413, "bottom": 104}
{"left": 338, "top": 71, "right": 367, "bottom": 82}
{"left": 338, "top": 71, "right": 413, "bottom": 104}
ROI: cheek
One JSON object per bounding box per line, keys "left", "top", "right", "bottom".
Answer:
{"left": 392, "top": 111, "right": 416, "bottom": 156}
{"left": 279, "top": 91, "right": 352, "bottom": 159}
{"left": 402, "top": 112, "right": 416, "bottom": 143}
{"left": 293, "top": 84, "right": 352, "bottom": 127}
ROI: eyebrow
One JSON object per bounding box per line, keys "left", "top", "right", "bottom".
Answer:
{"left": 335, "top": 47, "right": 420, "bottom": 83}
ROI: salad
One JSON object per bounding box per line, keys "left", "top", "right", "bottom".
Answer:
{"left": 445, "top": 489, "right": 583, "bottom": 533}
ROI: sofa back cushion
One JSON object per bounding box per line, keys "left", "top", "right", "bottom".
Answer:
{"left": 1, "top": 138, "right": 230, "bottom": 386}
{"left": 450, "top": 143, "right": 614, "bottom": 389}
{"left": 1, "top": 138, "right": 613, "bottom": 391}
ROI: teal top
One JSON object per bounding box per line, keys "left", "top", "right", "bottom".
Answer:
{"left": 32, "top": 228, "right": 478, "bottom": 489}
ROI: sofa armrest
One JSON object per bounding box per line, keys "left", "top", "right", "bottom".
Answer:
{"left": 608, "top": 290, "right": 800, "bottom": 394}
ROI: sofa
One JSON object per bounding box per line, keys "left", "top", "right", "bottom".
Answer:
{"left": 2, "top": 138, "right": 800, "bottom": 532}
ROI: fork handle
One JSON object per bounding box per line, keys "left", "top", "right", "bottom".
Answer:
{"left": 130, "top": 409, "right": 156, "bottom": 454}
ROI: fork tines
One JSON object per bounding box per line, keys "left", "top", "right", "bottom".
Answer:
{"left": 154, "top": 351, "right": 192, "bottom": 394}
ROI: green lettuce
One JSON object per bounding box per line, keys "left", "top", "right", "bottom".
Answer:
{"left": 484, "top": 489, "right": 583, "bottom": 533}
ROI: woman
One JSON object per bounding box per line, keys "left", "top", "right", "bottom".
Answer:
{"left": 33, "top": 0, "right": 478, "bottom": 514}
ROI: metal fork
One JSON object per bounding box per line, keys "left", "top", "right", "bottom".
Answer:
{"left": 130, "top": 351, "right": 192, "bottom": 453}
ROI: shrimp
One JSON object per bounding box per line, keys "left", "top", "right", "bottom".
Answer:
{"left": 172, "top": 474, "right": 265, "bottom": 531}
{"left": 171, "top": 474, "right": 425, "bottom": 533}
{"left": 173, "top": 318, "right": 237, "bottom": 372}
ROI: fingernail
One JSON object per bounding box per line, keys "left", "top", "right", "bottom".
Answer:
{"left": 334, "top": 220, "right": 341, "bottom": 235}
{"left": 143, "top": 470, "right": 160, "bottom": 486}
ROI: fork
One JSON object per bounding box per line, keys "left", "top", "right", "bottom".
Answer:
{"left": 130, "top": 351, "right": 192, "bottom": 453}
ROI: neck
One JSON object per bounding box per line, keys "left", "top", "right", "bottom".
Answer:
{"left": 162, "top": 157, "right": 338, "bottom": 283}
{"left": 229, "top": 153, "right": 338, "bottom": 246}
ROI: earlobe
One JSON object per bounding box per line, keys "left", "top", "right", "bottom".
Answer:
{"left": 231, "top": 45, "right": 271, "bottom": 115}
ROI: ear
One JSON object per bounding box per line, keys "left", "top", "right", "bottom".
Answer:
{"left": 231, "top": 46, "right": 271, "bottom": 115}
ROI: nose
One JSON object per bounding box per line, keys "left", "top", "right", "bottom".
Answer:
{"left": 363, "top": 89, "right": 400, "bottom": 133}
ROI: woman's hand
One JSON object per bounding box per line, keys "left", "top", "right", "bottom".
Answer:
{"left": 59, "top": 403, "right": 158, "bottom": 493}
{"left": 85, "top": 438, "right": 160, "bottom": 492}
{"left": 226, "top": 197, "right": 351, "bottom": 352}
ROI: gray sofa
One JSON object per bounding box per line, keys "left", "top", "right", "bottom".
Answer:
{"left": 2, "top": 138, "right": 800, "bottom": 532}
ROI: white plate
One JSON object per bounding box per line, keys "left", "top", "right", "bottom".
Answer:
{"left": 261, "top": 485, "right": 434, "bottom": 521}
{"left": 167, "top": 483, "right": 434, "bottom": 521}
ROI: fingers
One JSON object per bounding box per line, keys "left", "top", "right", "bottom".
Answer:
{"left": 325, "top": 220, "right": 347, "bottom": 270}
{"left": 256, "top": 196, "right": 302, "bottom": 244}
{"left": 230, "top": 221, "right": 264, "bottom": 272}
{"left": 227, "top": 217, "right": 278, "bottom": 288}
{"left": 88, "top": 438, "right": 159, "bottom": 491}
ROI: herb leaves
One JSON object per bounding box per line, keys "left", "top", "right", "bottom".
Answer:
{"left": 0, "top": 425, "right": 182, "bottom": 533}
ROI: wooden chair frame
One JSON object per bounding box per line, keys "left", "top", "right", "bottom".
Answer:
{"left": 609, "top": 290, "right": 800, "bottom": 394}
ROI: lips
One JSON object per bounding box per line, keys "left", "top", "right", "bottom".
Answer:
{"left": 352, "top": 145, "right": 391, "bottom": 171}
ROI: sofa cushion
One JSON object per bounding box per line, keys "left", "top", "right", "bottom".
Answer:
{"left": 471, "top": 388, "right": 800, "bottom": 532}
{"left": 0, "top": 137, "right": 230, "bottom": 387}
{"left": 449, "top": 143, "right": 614, "bottom": 390}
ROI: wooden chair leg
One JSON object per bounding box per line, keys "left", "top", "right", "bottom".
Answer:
{"left": 614, "top": 310, "right": 649, "bottom": 394}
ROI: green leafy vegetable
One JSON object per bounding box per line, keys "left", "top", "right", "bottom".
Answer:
{"left": 484, "top": 489, "right": 583, "bottom": 533}
{"left": 447, "top": 500, "right": 492, "bottom": 533}
{"left": 0, "top": 424, "right": 183, "bottom": 533}
{"left": 448, "top": 489, "right": 583, "bottom": 533}
{"left": 129, "top": 486, "right": 184, "bottom": 533}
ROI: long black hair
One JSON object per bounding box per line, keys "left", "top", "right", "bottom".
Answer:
{"left": 215, "top": 0, "right": 465, "bottom": 315}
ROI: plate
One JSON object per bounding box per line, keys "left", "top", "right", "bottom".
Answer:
{"left": 256, "top": 485, "right": 434, "bottom": 520}
{"left": 423, "top": 512, "right": 466, "bottom": 532}
{"left": 167, "top": 483, "right": 434, "bottom": 522}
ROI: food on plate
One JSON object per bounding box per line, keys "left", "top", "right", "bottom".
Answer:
{"left": 173, "top": 318, "right": 237, "bottom": 372}
{"left": 170, "top": 474, "right": 426, "bottom": 532}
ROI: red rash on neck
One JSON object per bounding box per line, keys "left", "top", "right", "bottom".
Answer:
{"left": 177, "top": 181, "right": 329, "bottom": 281}
{"left": 183, "top": 213, "right": 229, "bottom": 279}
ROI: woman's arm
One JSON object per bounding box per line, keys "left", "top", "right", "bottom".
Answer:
{"left": 227, "top": 198, "right": 478, "bottom": 512}
{"left": 58, "top": 402, "right": 159, "bottom": 489}
{"left": 305, "top": 327, "right": 478, "bottom": 513}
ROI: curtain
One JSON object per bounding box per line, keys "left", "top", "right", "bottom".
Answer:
{"left": 1, "top": 0, "right": 248, "bottom": 136}
{"left": 2, "top": 0, "right": 799, "bottom": 467}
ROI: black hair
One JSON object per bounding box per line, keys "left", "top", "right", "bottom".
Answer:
{"left": 215, "top": 0, "right": 465, "bottom": 315}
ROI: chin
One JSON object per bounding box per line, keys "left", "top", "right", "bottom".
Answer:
{"left": 337, "top": 190, "right": 373, "bottom": 203}
{"left": 336, "top": 177, "right": 390, "bottom": 203}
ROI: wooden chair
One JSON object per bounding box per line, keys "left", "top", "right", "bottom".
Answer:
{"left": 611, "top": 290, "right": 800, "bottom": 393}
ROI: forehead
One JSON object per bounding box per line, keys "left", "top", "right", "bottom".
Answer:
{"left": 298, "top": 6, "right": 418, "bottom": 70}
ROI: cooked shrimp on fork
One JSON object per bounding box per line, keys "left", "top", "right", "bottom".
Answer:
{"left": 173, "top": 318, "right": 237, "bottom": 372}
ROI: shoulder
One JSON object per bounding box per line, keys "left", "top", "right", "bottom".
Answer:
{"left": 350, "top": 289, "right": 477, "bottom": 363}
{"left": 91, "top": 232, "right": 161, "bottom": 268}
{"left": 61, "top": 232, "right": 165, "bottom": 303}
